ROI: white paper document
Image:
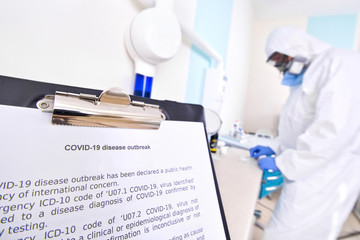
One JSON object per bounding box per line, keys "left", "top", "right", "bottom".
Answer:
{"left": 0, "top": 105, "right": 227, "bottom": 240}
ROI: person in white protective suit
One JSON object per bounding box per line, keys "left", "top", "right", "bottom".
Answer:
{"left": 249, "top": 26, "right": 360, "bottom": 240}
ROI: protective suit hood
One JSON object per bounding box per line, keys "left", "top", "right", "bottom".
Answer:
{"left": 265, "top": 26, "right": 332, "bottom": 61}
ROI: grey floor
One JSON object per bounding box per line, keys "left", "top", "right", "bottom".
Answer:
{"left": 252, "top": 190, "right": 360, "bottom": 240}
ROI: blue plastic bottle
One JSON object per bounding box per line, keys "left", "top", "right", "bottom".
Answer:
{"left": 133, "top": 73, "right": 153, "bottom": 98}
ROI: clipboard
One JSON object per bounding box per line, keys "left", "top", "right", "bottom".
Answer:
{"left": 0, "top": 75, "right": 206, "bottom": 123}
{"left": 0, "top": 75, "right": 230, "bottom": 240}
{"left": 36, "top": 87, "right": 166, "bottom": 129}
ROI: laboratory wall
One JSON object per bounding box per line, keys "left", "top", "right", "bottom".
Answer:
{"left": 243, "top": 13, "right": 360, "bottom": 135}
{"left": 185, "top": 0, "right": 233, "bottom": 105}
{"left": 0, "top": 0, "right": 256, "bottom": 136}
{"left": 182, "top": 0, "right": 255, "bottom": 136}
{"left": 243, "top": 17, "right": 308, "bottom": 135}
{"left": 3, "top": 1, "right": 358, "bottom": 139}
{"left": 0, "top": 0, "right": 197, "bottom": 101}
{"left": 219, "top": 0, "right": 254, "bottom": 135}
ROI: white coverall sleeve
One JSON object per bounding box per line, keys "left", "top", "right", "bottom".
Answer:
{"left": 276, "top": 67, "right": 358, "bottom": 181}
{"left": 268, "top": 137, "right": 281, "bottom": 154}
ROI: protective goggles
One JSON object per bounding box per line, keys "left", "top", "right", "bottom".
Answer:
{"left": 266, "top": 52, "right": 293, "bottom": 73}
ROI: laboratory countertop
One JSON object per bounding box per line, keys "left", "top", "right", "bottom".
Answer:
{"left": 213, "top": 147, "right": 263, "bottom": 240}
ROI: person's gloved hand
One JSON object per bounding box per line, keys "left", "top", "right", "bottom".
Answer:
{"left": 249, "top": 145, "right": 275, "bottom": 159}
{"left": 258, "top": 156, "right": 279, "bottom": 171}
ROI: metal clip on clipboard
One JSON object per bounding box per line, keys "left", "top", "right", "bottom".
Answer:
{"left": 36, "top": 87, "right": 166, "bottom": 129}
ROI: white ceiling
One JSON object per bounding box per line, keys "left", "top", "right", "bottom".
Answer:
{"left": 254, "top": 0, "right": 360, "bottom": 19}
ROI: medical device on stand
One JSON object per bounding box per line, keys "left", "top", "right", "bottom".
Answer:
{"left": 125, "top": 0, "right": 182, "bottom": 98}
{"left": 127, "top": 0, "right": 227, "bottom": 116}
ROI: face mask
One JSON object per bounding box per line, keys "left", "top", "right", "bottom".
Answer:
{"left": 281, "top": 69, "right": 306, "bottom": 86}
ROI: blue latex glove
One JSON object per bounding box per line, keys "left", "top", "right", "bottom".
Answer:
{"left": 258, "top": 156, "right": 279, "bottom": 171}
{"left": 249, "top": 145, "right": 275, "bottom": 159}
